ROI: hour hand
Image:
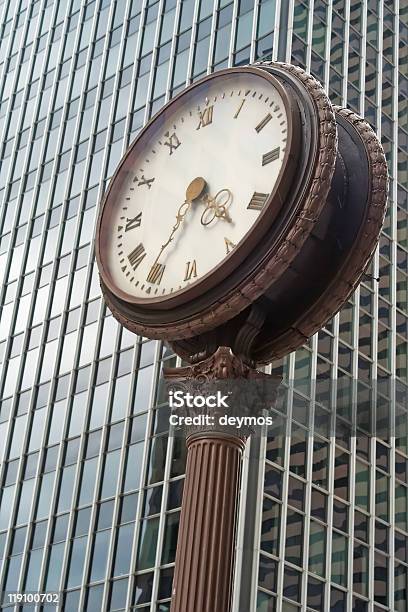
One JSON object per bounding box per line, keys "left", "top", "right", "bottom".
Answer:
{"left": 200, "top": 189, "right": 233, "bottom": 226}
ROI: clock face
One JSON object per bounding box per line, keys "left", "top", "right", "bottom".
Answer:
{"left": 97, "top": 67, "right": 297, "bottom": 306}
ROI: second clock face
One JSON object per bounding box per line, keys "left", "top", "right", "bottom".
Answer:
{"left": 97, "top": 68, "right": 296, "bottom": 305}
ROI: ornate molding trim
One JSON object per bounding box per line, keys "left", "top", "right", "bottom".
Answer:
{"left": 164, "top": 346, "right": 271, "bottom": 382}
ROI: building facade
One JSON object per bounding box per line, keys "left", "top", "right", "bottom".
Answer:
{"left": 0, "top": 0, "right": 406, "bottom": 610}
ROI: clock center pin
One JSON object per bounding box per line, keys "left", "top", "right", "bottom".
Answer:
{"left": 186, "top": 176, "right": 207, "bottom": 201}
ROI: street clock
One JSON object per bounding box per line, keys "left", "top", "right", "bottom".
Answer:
{"left": 95, "top": 62, "right": 389, "bottom": 612}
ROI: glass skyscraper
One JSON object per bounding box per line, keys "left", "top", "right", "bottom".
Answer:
{"left": 0, "top": 0, "right": 406, "bottom": 610}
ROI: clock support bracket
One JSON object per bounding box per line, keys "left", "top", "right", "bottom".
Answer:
{"left": 169, "top": 302, "right": 266, "bottom": 368}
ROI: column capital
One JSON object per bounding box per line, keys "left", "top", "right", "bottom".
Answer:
{"left": 164, "top": 346, "right": 281, "bottom": 441}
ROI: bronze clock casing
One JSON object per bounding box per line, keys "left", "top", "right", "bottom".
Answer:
{"left": 96, "top": 62, "right": 388, "bottom": 365}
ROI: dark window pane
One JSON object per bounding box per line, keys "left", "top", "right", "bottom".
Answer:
{"left": 167, "top": 479, "right": 184, "bottom": 510}
{"left": 287, "top": 476, "right": 305, "bottom": 511}
{"left": 354, "top": 510, "right": 369, "bottom": 543}
{"left": 334, "top": 450, "right": 349, "bottom": 500}
{"left": 331, "top": 586, "right": 347, "bottom": 611}
{"left": 311, "top": 487, "right": 327, "bottom": 522}
{"left": 261, "top": 497, "right": 280, "bottom": 556}
{"left": 375, "top": 520, "right": 388, "bottom": 553}
{"left": 133, "top": 572, "right": 154, "bottom": 605}
{"left": 333, "top": 499, "right": 348, "bottom": 533}
{"left": 375, "top": 471, "right": 389, "bottom": 521}
{"left": 264, "top": 465, "right": 283, "bottom": 499}
{"left": 258, "top": 554, "right": 278, "bottom": 593}
{"left": 158, "top": 567, "right": 174, "bottom": 600}
{"left": 355, "top": 460, "right": 370, "bottom": 511}
{"left": 289, "top": 434, "right": 307, "bottom": 478}
{"left": 374, "top": 552, "right": 388, "bottom": 605}
{"left": 141, "top": 486, "right": 163, "bottom": 517}
{"left": 257, "top": 590, "right": 277, "bottom": 611}
{"left": 395, "top": 562, "right": 407, "bottom": 612}
{"left": 283, "top": 566, "right": 302, "bottom": 603}
{"left": 137, "top": 518, "right": 159, "bottom": 570}
{"left": 395, "top": 530, "right": 408, "bottom": 563}
{"left": 332, "top": 531, "right": 348, "bottom": 587}
{"left": 285, "top": 509, "right": 303, "bottom": 567}
{"left": 309, "top": 520, "right": 326, "bottom": 577}
{"left": 161, "top": 512, "right": 179, "bottom": 565}
{"left": 313, "top": 438, "right": 328, "bottom": 488}
{"left": 307, "top": 575, "right": 324, "bottom": 610}
{"left": 353, "top": 544, "right": 369, "bottom": 596}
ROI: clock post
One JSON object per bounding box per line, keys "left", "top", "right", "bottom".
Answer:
{"left": 95, "top": 61, "right": 388, "bottom": 612}
{"left": 164, "top": 347, "right": 279, "bottom": 612}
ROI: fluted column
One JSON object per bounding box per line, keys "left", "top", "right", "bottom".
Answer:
{"left": 165, "top": 347, "right": 279, "bottom": 612}
{"left": 170, "top": 433, "right": 245, "bottom": 612}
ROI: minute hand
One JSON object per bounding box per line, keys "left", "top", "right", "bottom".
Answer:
{"left": 152, "top": 199, "right": 192, "bottom": 268}
{"left": 150, "top": 177, "right": 208, "bottom": 270}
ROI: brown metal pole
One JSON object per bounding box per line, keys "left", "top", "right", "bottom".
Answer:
{"left": 170, "top": 432, "right": 245, "bottom": 612}
{"left": 165, "top": 347, "right": 278, "bottom": 612}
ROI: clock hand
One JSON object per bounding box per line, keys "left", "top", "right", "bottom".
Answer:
{"left": 151, "top": 177, "right": 207, "bottom": 269}
{"left": 200, "top": 188, "right": 233, "bottom": 226}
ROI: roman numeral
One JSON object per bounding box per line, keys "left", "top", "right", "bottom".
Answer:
{"left": 136, "top": 175, "right": 155, "bottom": 189}
{"left": 125, "top": 213, "right": 142, "bottom": 231}
{"left": 247, "top": 192, "right": 270, "bottom": 211}
{"left": 184, "top": 260, "right": 197, "bottom": 281}
{"left": 163, "top": 131, "right": 181, "bottom": 155}
{"left": 255, "top": 113, "right": 272, "bottom": 133}
{"left": 197, "top": 105, "right": 213, "bottom": 130}
{"left": 224, "top": 237, "right": 236, "bottom": 254}
{"left": 128, "top": 244, "right": 146, "bottom": 269}
{"left": 147, "top": 263, "right": 165, "bottom": 285}
{"left": 233, "top": 99, "right": 245, "bottom": 119}
{"left": 262, "top": 147, "right": 280, "bottom": 165}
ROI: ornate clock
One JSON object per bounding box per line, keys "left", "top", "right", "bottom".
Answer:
{"left": 95, "top": 62, "right": 388, "bottom": 365}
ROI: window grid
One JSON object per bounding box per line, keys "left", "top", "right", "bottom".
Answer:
{"left": 0, "top": 1, "right": 406, "bottom": 611}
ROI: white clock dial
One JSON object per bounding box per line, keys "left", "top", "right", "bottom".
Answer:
{"left": 99, "top": 69, "right": 291, "bottom": 303}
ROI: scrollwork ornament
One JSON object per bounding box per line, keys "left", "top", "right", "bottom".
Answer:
{"left": 164, "top": 347, "right": 280, "bottom": 440}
